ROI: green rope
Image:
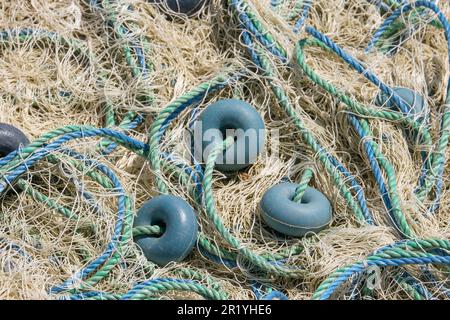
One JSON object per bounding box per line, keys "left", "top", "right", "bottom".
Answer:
{"left": 286, "top": 0, "right": 308, "bottom": 21}
{"left": 203, "top": 137, "right": 304, "bottom": 278}
{"left": 132, "top": 225, "right": 163, "bottom": 237}
{"left": 238, "top": 0, "right": 288, "bottom": 59}
{"left": 399, "top": 281, "right": 425, "bottom": 300}
{"left": 124, "top": 281, "right": 227, "bottom": 300}
{"left": 292, "top": 168, "right": 314, "bottom": 202}
{"left": 173, "top": 268, "right": 229, "bottom": 297}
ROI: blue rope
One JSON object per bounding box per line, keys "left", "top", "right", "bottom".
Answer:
{"left": 306, "top": 26, "right": 414, "bottom": 114}
{"left": 0, "top": 28, "right": 67, "bottom": 43}
{"left": 347, "top": 115, "right": 398, "bottom": 229}
{"left": 303, "top": 24, "right": 450, "bottom": 289}
{"left": 293, "top": 0, "right": 312, "bottom": 33}
{"left": 270, "top": 0, "right": 284, "bottom": 9}
{"left": 304, "top": 24, "right": 446, "bottom": 214}
{"left": 316, "top": 238, "right": 450, "bottom": 299}
{"left": 161, "top": 152, "right": 203, "bottom": 197}
{"left": 0, "top": 124, "right": 295, "bottom": 292}
{"left": 250, "top": 281, "right": 289, "bottom": 300}
{"left": 100, "top": 113, "right": 144, "bottom": 156}
{"left": 266, "top": 2, "right": 450, "bottom": 298}
{"left": 120, "top": 278, "right": 213, "bottom": 300}
{"left": 366, "top": 1, "right": 449, "bottom": 55}
{"left": 230, "top": 0, "right": 288, "bottom": 63}
{"left": 51, "top": 151, "right": 129, "bottom": 293}
{"left": 65, "top": 291, "right": 114, "bottom": 300}
{"left": 250, "top": 281, "right": 265, "bottom": 299}
{"left": 0, "top": 129, "right": 138, "bottom": 293}
{"left": 90, "top": 0, "right": 150, "bottom": 77}
{"left": 2, "top": 0, "right": 447, "bottom": 300}
{"left": 318, "top": 148, "right": 373, "bottom": 224}
{"left": 66, "top": 277, "right": 220, "bottom": 300}
{"left": 55, "top": 148, "right": 104, "bottom": 214}
{"left": 0, "top": 125, "right": 242, "bottom": 297}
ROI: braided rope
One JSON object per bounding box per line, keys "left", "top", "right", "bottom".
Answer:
{"left": 230, "top": 0, "right": 288, "bottom": 62}
{"left": 132, "top": 225, "right": 163, "bottom": 237}
{"left": 312, "top": 239, "right": 450, "bottom": 299}
{"left": 292, "top": 168, "right": 314, "bottom": 202}
{"left": 65, "top": 278, "right": 227, "bottom": 300}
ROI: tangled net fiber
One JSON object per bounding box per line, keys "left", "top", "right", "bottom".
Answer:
{"left": 0, "top": 0, "right": 449, "bottom": 300}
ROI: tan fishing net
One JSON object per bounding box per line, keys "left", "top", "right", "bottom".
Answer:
{"left": 0, "top": 0, "right": 448, "bottom": 300}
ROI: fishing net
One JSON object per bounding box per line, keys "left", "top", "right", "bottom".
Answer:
{"left": 0, "top": 0, "right": 449, "bottom": 300}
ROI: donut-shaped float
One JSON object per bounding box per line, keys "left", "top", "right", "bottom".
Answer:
{"left": 133, "top": 195, "right": 198, "bottom": 266}
{"left": 193, "top": 99, "right": 265, "bottom": 172}
{"left": 260, "top": 182, "right": 332, "bottom": 237}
